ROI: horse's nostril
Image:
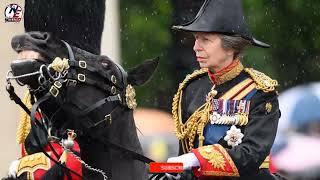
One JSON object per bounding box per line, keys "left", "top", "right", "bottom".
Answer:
{"left": 43, "top": 33, "right": 48, "bottom": 40}
{"left": 30, "top": 32, "right": 49, "bottom": 40}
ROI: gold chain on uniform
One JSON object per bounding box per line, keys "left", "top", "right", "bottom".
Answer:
{"left": 172, "top": 68, "right": 211, "bottom": 152}
{"left": 172, "top": 67, "right": 278, "bottom": 153}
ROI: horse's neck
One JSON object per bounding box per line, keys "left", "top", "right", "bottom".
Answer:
{"left": 81, "top": 110, "right": 148, "bottom": 180}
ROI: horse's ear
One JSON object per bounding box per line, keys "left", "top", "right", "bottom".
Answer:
{"left": 127, "top": 57, "right": 159, "bottom": 86}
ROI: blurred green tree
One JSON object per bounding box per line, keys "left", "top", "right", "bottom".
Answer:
{"left": 120, "top": 0, "right": 174, "bottom": 110}
{"left": 243, "top": 0, "right": 320, "bottom": 89}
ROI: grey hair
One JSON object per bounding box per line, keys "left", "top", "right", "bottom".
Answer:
{"left": 218, "top": 34, "right": 251, "bottom": 59}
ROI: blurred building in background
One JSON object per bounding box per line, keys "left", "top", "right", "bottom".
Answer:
{"left": 134, "top": 108, "right": 178, "bottom": 162}
{"left": 0, "top": 0, "right": 25, "bottom": 177}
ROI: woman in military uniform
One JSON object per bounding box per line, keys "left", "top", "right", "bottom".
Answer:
{"left": 166, "top": 0, "right": 281, "bottom": 179}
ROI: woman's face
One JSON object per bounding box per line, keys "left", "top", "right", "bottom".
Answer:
{"left": 193, "top": 32, "right": 234, "bottom": 72}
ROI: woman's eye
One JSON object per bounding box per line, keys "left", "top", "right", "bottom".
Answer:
{"left": 202, "top": 37, "right": 209, "bottom": 42}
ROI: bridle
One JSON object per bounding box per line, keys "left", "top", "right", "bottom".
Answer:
{"left": 48, "top": 41, "right": 130, "bottom": 128}
{"left": 6, "top": 40, "right": 155, "bottom": 180}
{"left": 7, "top": 40, "right": 131, "bottom": 128}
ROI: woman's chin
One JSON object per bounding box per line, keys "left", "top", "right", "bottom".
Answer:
{"left": 198, "top": 63, "right": 211, "bottom": 69}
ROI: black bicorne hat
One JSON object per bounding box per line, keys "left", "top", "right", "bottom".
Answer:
{"left": 172, "top": 0, "right": 270, "bottom": 48}
{"left": 24, "top": 0, "right": 105, "bottom": 54}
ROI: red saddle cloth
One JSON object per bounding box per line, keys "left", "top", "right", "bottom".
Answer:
{"left": 18, "top": 141, "right": 82, "bottom": 180}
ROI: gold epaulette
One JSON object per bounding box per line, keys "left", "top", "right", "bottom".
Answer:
{"left": 244, "top": 68, "right": 278, "bottom": 93}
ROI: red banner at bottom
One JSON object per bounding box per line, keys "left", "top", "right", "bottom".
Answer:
{"left": 149, "top": 162, "right": 183, "bottom": 173}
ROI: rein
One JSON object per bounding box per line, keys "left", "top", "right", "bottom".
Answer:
{"left": 6, "top": 84, "right": 85, "bottom": 179}
{"left": 6, "top": 40, "right": 155, "bottom": 179}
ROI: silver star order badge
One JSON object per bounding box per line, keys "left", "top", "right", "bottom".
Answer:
{"left": 224, "top": 125, "right": 244, "bottom": 147}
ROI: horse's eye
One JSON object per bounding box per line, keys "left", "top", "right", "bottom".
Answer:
{"left": 101, "top": 62, "right": 108, "bottom": 68}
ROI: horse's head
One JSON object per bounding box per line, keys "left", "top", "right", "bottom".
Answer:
{"left": 10, "top": 31, "right": 159, "bottom": 140}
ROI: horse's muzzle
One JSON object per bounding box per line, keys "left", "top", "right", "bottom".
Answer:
{"left": 10, "top": 59, "right": 42, "bottom": 86}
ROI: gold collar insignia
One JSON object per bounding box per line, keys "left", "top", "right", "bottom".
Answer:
{"left": 214, "top": 63, "right": 244, "bottom": 85}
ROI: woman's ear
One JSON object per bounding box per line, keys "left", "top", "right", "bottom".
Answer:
{"left": 226, "top": 48, "right": 235, "bottom": 57}
{"left": 127, "top": 57, "right": 159, "bottom": 86}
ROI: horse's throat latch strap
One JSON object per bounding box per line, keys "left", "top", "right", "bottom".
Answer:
{"left": 90, "top": 106, "right": 123, "bottom": 128}
{"left": 78, "top": 94, "right": 122, "bottom": 117}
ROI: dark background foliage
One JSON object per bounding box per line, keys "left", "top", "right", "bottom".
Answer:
{"left": 120, "top": 0, "right": 320, "bottom": 112}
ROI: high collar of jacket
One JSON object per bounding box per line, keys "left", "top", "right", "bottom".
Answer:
{"left": 208, "top": 59, "right": 244, "bottom": 85}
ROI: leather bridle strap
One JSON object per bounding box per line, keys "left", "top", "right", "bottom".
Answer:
{"left": 66, "top": 71, "right": 117, "bottom": 93}
{"left": 29, "top": 92, "right": 86, "bottom": 180}
{"left": 67, "top": 101, "right": 155, "bottom": 165}
{"left": 6, "top": 83, "right": 31, "bottom": 115}
{"left": 62, "top": 40, "right": 75, "bottom": 62}
{"left": 149, "top": 173, "right": 166, "bottom": 180}
{"left": 78, "top": 95, "right": 121, "bottom": 117}
{"left": 68, "top": 61, "right": 120, "bottom": 88}
{"left": 59, "top": 42, "right": 150, "bottom": 164}
{"left": 8, "top": 40, "right": 154, "bottom": 178}
{"left": 67, "top": 94, "right": 155, "bottom": 164}
{"left": 6, "top": 84, "right": 84, "bottom": 179}
{"left": 114, "top": 62, "right": 128, "bottom": 89}
{"left": 96, "top": 136, "right": 155, "bottom": 164}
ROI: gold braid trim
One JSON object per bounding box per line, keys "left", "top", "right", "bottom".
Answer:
{"left": 16, "top": 91, "right": 32, "bottom": 144}
{"left": 244, "top": 68, "right": 278, "bottom": 93}
{"left": 196, "top": 144, "right": 240, "bottom": 177}
{"left": 215, "top": 63, "right": 244, "bottom": 85}
{"left": 172, "top": 68, "right": 209, "bottom": 152}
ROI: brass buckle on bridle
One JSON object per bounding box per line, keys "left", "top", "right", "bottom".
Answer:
{"left": 49, "top": 81, "right": 63, "bottom": 97}
{"left": 104, "top": 114, "right": 112, "bottom": 124}
{"left": 54, "top": 81, "right": 62, "bottom": 88}
{"left": 66, "top": 79, "right": 77, "bottom": 86}
{"left": 93, "top": 114, "right": 112, "bottom": 127}
{"left": 79, "top": 61, "right": 87, "bottom": 69}
{"left": 49, "top": 86, "right": 59, "bottom": 97}
{"left": 77, "top": 74, "right": 86, "bottom": 82}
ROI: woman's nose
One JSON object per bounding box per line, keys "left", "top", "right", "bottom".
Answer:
{"left": 193, "top": 39, "right": 203, "bottom": 52}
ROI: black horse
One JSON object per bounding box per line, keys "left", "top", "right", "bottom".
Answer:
{"left": 5, "top": 31, "right": 158, "bottom": 180}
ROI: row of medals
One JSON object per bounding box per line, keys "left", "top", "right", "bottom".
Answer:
{"left": 208, "top": 87, "right": 248, "bottom": 126}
